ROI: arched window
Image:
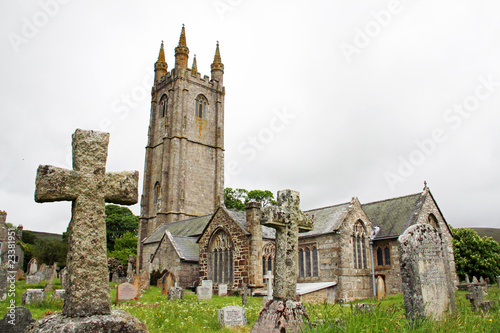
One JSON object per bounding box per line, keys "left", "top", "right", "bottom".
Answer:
{"left": 353, "top": 221, "right": 368, "bottom": 269}
{"left": 262, "top": 243, "right": 275, "bottom": 279}
{"left": 298, "top": 245, "right": 319, "bottom": 278}
{"left": 195, "top": 95, "right": 208, "bottom": 119}
{"left": 377, "top": 248, "right": 383, "bottom": 266}
{"left": 428, "top": 214, "right": 439, "bottom": 230}
{"left": 375, "top": 243, "right": 391, "bottom": 267}
{"left": 384, "top": 247, "right": 391, "bottom": 266}
{"left": 159, "top": 95, "right": 167, "bottom": 118}
{"left": 208, "top": 230, "right": 233, "bottom": 284}
{"left": 154, "top": 182, "right": 160, "bottom": 204}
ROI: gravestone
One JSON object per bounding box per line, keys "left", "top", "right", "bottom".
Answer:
{"left": 201, "top": 279, "right": 213, "bottom": 289}
{"left": 218, "top": 306, "right": 247, "bottom": 328}
{"left": 25, "top": 272, "right": 43, "bottom": 285}
{"left": 0, "top": 267, "right": 7, "bottom": 301}
{"left": 167, "top": 287, "right": 184, "bottom": 300}
{"left": 479, "top": 276, "right": 485, "bottom": 285}
{"left": 22, "top": 289, "right": 46, "bottom": 305}
{"left": 263, "top": 271, "right": 274, "bottom": 302}
{"left": 139, "top": 270, "right": 150, "bottom": 291}
{"left": 398, "top": 223, "right": 456, "bottom": 324}
{"left": 116, "top": 282, "right": 138, "bottom": 302}
{"left": 60, "top": 267, "right": 68, "bottom": 290}
{"left": 127, "top": 256, "right": 135, "bottom": 279}
{"left": 252, "top": 190, "right": 313, "bottom": 333}
{"left": 52, "top": 289, "right": 66, "bottom": 300}
{"left": 27, "top": 258, "right": 38, "bottom": 276}
{"left": 466, "top": 285, "right": 484, "bottom": 310}
{"left": 376, "top": 276, "right": 385, "bottom": 301}
{"left": 0, "top": 306, "right": 35, "bottom": 333}
{"left": 132, "top": 274, "right": 143, "bottom": 297}
{"left": 241, "top": 283, "right": 250, "bottom": 306}
{"left": 218, "top": 284, "right": 228, "bottom": 296}
{"left": 43, "top": 263, "right": 58, "bottom": 292}
{"left": 27, "top": 129, "right": 147, "bottom": 332}
{"left": 472, "top": 276, "right": 479, "bottom": 284}
{"left": 38, "top": 264, "right": 48, "bottom": 280}
{"left": 197, "top": 285, "right": 212, "bottom": 300}
{"left": 16, "top": 269, "right": 23, "bottom": 281}
{"left": 465, "top": 275, "right": 470, "bottom": 284}
{"left": 112, "top": 272, "right": 119, "bottom": 283}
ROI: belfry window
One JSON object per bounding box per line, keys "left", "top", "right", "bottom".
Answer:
{"left": 195, "top": 95, "right": 207, "bottom": 119}
{"left": 353, "top": 220, "right": 368, "bottom": 269}
{"left": 159, "top": 95, "right": 167, "bottom": 118}
{"left": 208, "top": 230, "right": 233, "bottom": 284}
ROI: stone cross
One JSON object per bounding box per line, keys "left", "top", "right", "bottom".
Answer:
{"left": 263, "top": 270, "right": 274, "bottom": 301}
{"left": 260, "top": 190, "right": 313, "bottom": 300}
{"left": 35, "top": 129, "right": 138, "bottom": 317}
{"left": 241, "top": 283, "right": 250, "bottom": 306}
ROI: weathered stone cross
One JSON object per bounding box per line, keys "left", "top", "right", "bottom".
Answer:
{"left": 35, "top": 129, "right": 138, "bottom": 317}
{"left": 260, "top": 190, "right": 313, "bottom": 300}
{"left": 263, "top": 270, "right": 274, "bottom": 300}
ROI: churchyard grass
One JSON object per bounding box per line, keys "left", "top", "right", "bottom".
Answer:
{"left": 1, "top": 281, "right": 498, "bottom": 332}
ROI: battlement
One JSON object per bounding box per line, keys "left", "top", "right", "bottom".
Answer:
{"left": 156, "top": 67, "right": 220, "bottom": 92}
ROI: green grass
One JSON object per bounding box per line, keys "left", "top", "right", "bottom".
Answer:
{"left": 1, "top": 281, "right": 499, "bottom": 332}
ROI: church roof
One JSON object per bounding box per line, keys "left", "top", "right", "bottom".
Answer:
{"left": 226, "top": 209, "right": 276, "bottom": 239}
{"left": 143, "top": 214, "right": 212, "bottom": 244}
{"left": 362, "top": 192, "right": 424, "bottom": 239}
{"left": 299, "top": 203, "right": 351, "bottom": 238}
{"left": 169, "top": 234, "right": 199, "bottom": 262}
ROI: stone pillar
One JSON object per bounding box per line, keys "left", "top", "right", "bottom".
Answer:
{"left": 246, "top": 201, "right": 263, "bottom": 288}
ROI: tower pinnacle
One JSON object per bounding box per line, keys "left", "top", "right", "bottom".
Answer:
{"left": 154, "top": 41, "right": 168, "bottom": 82}
{"left": 211, "top": 41, "right": 224, "bottom": 72}
{"left": 175, "top": 25, "right": 189, "bottom": 69}
{"left": 191, "top": 54, "right": 198, "bottom": 74}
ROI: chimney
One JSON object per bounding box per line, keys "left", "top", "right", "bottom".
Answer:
{"left": 17, "top": 225, "right": 23, "bottom": 239}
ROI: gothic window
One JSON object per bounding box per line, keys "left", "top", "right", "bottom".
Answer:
{"left": 209, "top": 230, "right": 233, "bottom": 284}
{"left": 195, "top": 94, "right": 208, "bottom": 119}
{"left": 428, "top": 214, "right": 439, "bottom": 230}
{"left": 377, "top": 248, "right": 383, "bottom": 266}
{"left": 384, "top": 247, "right": 391, "bottom": 266}
{"left": 154, "top": 182, "right": 160, "bottom": 204}
{"left": 353, "top": 220, "right": 368, "bottom": 269}
{"left": 159, "top": 95, "right": 167, "bottom": 118}
{"left": 262, "top": 243, "right": 275, "bottom": 279}
{"left": 298, "top": 245, "right": 319, "bottom": 278}
{"left": 376, "top": 244, "right": 391, "bottom": 267}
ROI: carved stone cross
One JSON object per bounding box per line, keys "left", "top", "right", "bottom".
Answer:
{"left": 260, "top": 190, "right": 313, "bottom": 300}
{"left": 263, "top": 270, "right": 274, "bottom": 300}
{"left": 35, "top": 129, "right": 138, "bottom": 317}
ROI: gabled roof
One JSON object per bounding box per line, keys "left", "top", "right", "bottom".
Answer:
{"left": 226, "top": 209, "right": 275, "bottom": 239}
{"left": 143, "top": 214, "right": 212, "bottom": 244}
{"left": 168, "top": 233, "right": 199, "bottom": 262}
{"left": 362, "top": 192, "right": 424, "bottom": 239}
{"left": 299, "top": 203, "right": 351, "bottom": 238}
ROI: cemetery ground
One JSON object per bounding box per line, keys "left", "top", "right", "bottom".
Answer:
{"left": 1, "top": 279, "right": 499, "bottom": 332}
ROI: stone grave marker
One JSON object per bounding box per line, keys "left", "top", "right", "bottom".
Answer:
{"left": 0, "top": 306, "right": 35, "bottom": 333}
{"left": 112, "top": 272, "right": 119, "bottom": 283}
{"left": 60, "top": 267, "right": 68, "bottom": 290}
{"left": 16, "top": 269, "right": 23, "bottom": 281}
{"left": 38, "top": 264, "right": 48, "bottom": 279}
{"left": 252, "top": 190, "right": 313, "bottom": 333}
{"left": 27, "top": 129, "right": 147, "bottom": 332}
{"left": 466, "top": 284, "right": 484, "bottom": 310}
{"left": 197, "top": 285, "right": 212, "bottom": 300}
{"left": 116, "top": 282, "right": 138, "bottom": 302}
{"left": 398, "top": 223, "right": 456, "bottom": 324}
{"left": 167, "top": 286, "right": 184, "bottom": 300}
{"left": 218, "top": 284, "right": 228, "bottom": 296}
{"left": 27, "top": 258, "right": 38, "bottom": 276}
{"left": 22, "top": 289, "right": 46, "bottom": 305}
{"left": 219, "top": 306, "right": 247, "bottom": 328}
{"left": 161, "top": 271, "right": 176, "bottom": 295}
{"left": 479, "top": 276, "right": 485, "bottom": 285}
{"left": 472, "top": 276, "right": 479, "bottom": 284}
{"left": 139, "top": 270, "right": 150, "bottom": 291}
{"left": 263, "top": 271, "right": 274, "bottom": 302}
{"left": 201, "top": 279, "right": 213, "bottom": 289}
{"left": 43, "top": 263, "right": 58, "bottom": 292}
{"left": 0, "top": 267, "right": 7, "bottom": 301}
{"left": 376, "top": 276, "right": 385, "bottom": 301}
{"left": 132, "top": 274, "right": 143, "bottom": 297}
{"left": 241, "top": 283, "right": 250, "bottom": 306}
{"left": 25, "top": 271, "right": 44, "bottom": 285}
{"left": 465, "top": 275, "right": 470, "bottom": 284}
{"left": 52, "top": 289, "right": 66, "bottom": 300}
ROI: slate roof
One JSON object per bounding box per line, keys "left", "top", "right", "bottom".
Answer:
{"left": 143, "top": 214, "right": 212, "bottom": 244}
{"left": 169, "top": 234, "right": 199, "bottom": 262}
{"left": 226, "top": 209, "right": 276, "bottom": 239}
{"left": 299, "top": 203, "right": 351, "bottom": 238}
{"left": 362, "top": 192, "right": 424, "bottom": 239}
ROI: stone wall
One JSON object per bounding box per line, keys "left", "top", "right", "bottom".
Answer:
{"left": 298, "top": 287, "right": 336, "bottom": 303}
{"left": 373, "top": 239, "right": 403, "bottom": 295}
{"left": 198, "top": 208, "right": 249, "bottom": 292}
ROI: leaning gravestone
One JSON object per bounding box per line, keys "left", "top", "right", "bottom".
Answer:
{"left": 398, "top": 223, "right": 456, "bottom": 324}
{"left": 0, "top": 267, "right": 7, "bottom": 301}
{"left": 0, "top": 306, "right": 35, "bottom": 333}
{"left": 116, "top": 282, "right": 138, "bottom": 302}
{"left": 27, "top": 258, "right": 38, "bottom": 276}
{"left": 219, "top": 306, "right": 247, "bottom": 328}
{"left": 27, "top": 129, "right": 147, "bottom": 332}
{"left": 252, "top": 190, "right": 313, "bottom": 333}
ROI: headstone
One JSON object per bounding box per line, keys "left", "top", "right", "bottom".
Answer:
{"left": 376, "top": 276, "right": 385, "bottom": 301}
{"left": 38, "top": 264, "right": 48, "bottom": 279}
{"left": 167, "top": 287, "right": 184, "bottom": 300}
{"left": 472, "top": 276, "right": 479, "bottom": 284}
{"left": 0, "top": 307, "right": 35, "bottom": 333}
{"left": 16, "top": 269, "right": 23, "bottom": 281}
{"left": 252, "top": 190, "right": 313, "bottom": 333}
{"left": 479, "top": 276, "right": 485, "bottom": 285}
{"left": 131, "top": 274, "right": 143, "bottom": 297}
{"left": 241, "top": 283, "right": 250, "bottom": 306}
{"left": 263, "top": 271, "right": 274, "bottom": 301}
{"left": 27, "top": 129, "right": 147, "bottom": 333}
{"left": 218, "top": 284, "right": 228, "bottom": 296}
{"left": 59, "top": 267, "right": 68, "bottom": 290}
{"left": 201, "top": 279, "right": 213, "bottom": 289}
{"left": 52, "top": 289, "right": 66, "bottom": 300}
{"left": 0, "top": 267, "right": 7, "bottom": 301}
{"left": 116, "top": 282, "right": 138, "bottom": 302}
{"left": 112, "top": 272, "right": 119, "bottom": 283}
{"left": 465, "top": 275, "right": 470, "bottom": 284}
{"left": 44, "top": 263, "right": 58, "bottom": 292}
{"left": 27, "top": 258, "right": 38, "bottom": 276}
{"left": 139, "top": 270, "right": 150, "bottom": 291}
{"left": 218, "top": 306, "right": 247, "bottom": 328}
{"left": 466, "top": 284, "right": 484, "bottom": 310}
{"left": 25, "top": 272, "right": 43, "bottom": 285}
{"left": 21, "top": 289, "right": 46, "bottom": 305}
{"left": 398, "top": 223, "right": 456, "bottom": 324}
{"left": 160, "top": 272, "right": 176, "bottom": 295}
{"left": 197, "top": 285, "right": 212, "bottom": 300}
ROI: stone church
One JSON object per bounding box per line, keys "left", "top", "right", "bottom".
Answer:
{"left": 137, "top": 27, "right": 457, "bottom": 302}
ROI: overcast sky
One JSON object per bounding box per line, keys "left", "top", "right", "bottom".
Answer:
{"left": 1, "top": 0, "right": 499, "bottom": 234}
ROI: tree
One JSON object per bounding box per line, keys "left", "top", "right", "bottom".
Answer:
{"left": 21, "top": 230, "right": 37, "bottom": 244}
{"left": 223, "top": 187, "right": 277, "bottom": 211}
{"left": 451, "top": 226, "right": 500, "bottom": 282}
{"left": 108, "top": 232, "right": 137, "bottom": 266}
{"left": 105, "top": 205, "right": 139, "bottom": 251}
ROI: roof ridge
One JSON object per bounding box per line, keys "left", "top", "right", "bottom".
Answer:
{"left": 362, "top": 192, "right": 421, "bottom": 207}
{"left": 305, "top": 201, "right": 351, "bottom": 213}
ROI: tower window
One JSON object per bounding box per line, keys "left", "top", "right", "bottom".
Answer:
{"left": 159, "top": 95, "right": 167, "bottom": 118}
{"left": 195, "top": 95, "right": 208, "bottom": 119}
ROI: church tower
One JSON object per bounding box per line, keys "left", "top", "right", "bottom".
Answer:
{"left": 138, "top": 26, "right": 225, "bottom": 270}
